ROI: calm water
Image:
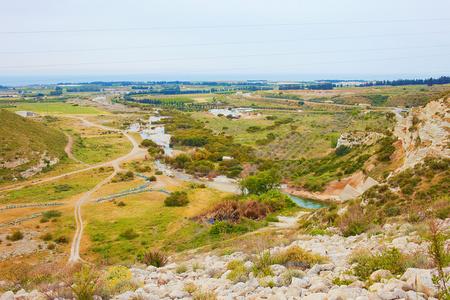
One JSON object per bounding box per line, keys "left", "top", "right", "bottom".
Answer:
{"left": 285, "top": 194, "right": 328, "bottom": 209}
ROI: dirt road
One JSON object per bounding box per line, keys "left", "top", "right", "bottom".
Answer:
{"left": 0, "top": 118, "right": 146, "bottom": 193}
{"left": 63, "top": 132, "right": 89, "bottom": 166}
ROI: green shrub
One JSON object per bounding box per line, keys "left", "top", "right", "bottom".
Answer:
{"left": 265, "top": 215, "right": 279, "bottom": 222}
{"left": 308, "top": 228, "right": 326, "bottom": 236}
{"left": 164, "top": 191, "right": 189, "bottom": 207}
{"left": 252, "top": 251, "right": 276, "bottom": 277}
{"left": 41, "top": 233, "right": 52, "bottom": 241}
{"left": 119, "top": 229, "right": 138, "bottom": 240}
{"left": 183, "top": 282, "right": 198, "bottom": 294}
{"left": 176, "top": 264, "right": 188, "bottom": 274}
{"left": 192, "top": 291, "right": 218, "bottom": 300}
{"left": 40, "top": 217, "right": 49, "bottom": 223}
{"left": 276, "top": 246, "right": 328, "bottom": 269}
{"left": 55, "top": 235, "right": 70, "bottom": 244}
{"left": 71, "top": 266, "right": 102, "bottom": 300}
{"left": 10, "top": 230, "right": 23, "bottom": 241}
{"left": 192, "top": 262, "right": 204, "bottom": 272}
{"left": 279, "top": 269, "right": 305, "bottom": 286}
{"left": 227, "top": 260, "right": 244, "bottom": 270}
{"left": 43, "top": 210, "right": 62, "bottom": 219}
{"left": 350, "top": 247, "right": 407, "bottom": 280}
{"left": 47, "top": 242, "right": 56, "bottom": 250}
{"left": 437, "top": 207, "right": 450, "bottom": 220}
{"left": 155, "top": 171, "right": 163, "bottom": 175}
{"left": 117, "top": 201, "right": 126, "bottom": 207}
{"left": 227, "top": 265, "right": 249, "bottom": 283}
{"left": 141, "top": 139, "right": 158, "bottom": 148}
{"left": 141, "top": 250, "right": 168, "bottom": 267}
{"left": 385, "top": 206, "right": 401, "bottom": 217}
{"left": 408, "top": 214, "right": 420, "bottom": 223}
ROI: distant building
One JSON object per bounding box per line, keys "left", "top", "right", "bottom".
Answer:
{"left": 298, "top": 110, "right": 303, "bottom": 113}
{"left": 222, "top": 156, "right": 234, "bottom": 161}
{"left": 209, "top": 109, "right": 240, "bottom": 118}
{"left": 234, "top": 107, "right": 255, "bottom": 113}
{"left": 15, "top": 111, "right": 36, "bottom": 117}
{"left": 324, "top": 100, "right": 334, "bottom": 104}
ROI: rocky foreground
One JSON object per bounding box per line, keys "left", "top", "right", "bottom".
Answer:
{"left": 1, "top": 220, "right": 449, "bottom": 300}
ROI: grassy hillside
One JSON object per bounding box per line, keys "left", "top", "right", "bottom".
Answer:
{"left": 0, "top": 109, "right": 67, "bottom": 181}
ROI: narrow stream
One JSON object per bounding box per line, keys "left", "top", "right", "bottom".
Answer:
{"left": 130, "top": 119, "right": 328, "bottom": 209}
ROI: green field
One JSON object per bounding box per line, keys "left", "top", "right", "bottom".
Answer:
{"left": 84, "top": 184, "right": 230, "bottom": 262}
{"left": 193, "top": 108, "right": 395, "bottom": 160}
{"left": 10, "top": 102, "right": 108, "bottom": 115}
{"left": 1, "top": 168, "right": 112, "bottom": 204}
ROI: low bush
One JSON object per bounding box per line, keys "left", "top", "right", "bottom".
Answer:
{"left": 252, "top": 251, "right": 276, "bottom": 277}
{"left": 10, "top": 230, "right": 23, "bottom": 241}
{"left": 349, "top": 247, "right": 411, "bottom": 280}
{"left": 227, "top": 260, "right": 244, "bottom": 270}
{"left": 47, "top": 242, "right": 56, "bottom": 250}
{"left": 192, "top": 291, "right": 218, "bottom": 300}
{"left": 183, "top": 282, "right": 198, "bottom": 294}
{"left": 140, "top": 139, "right": 158, "bottom": 148}
{"left": 279, "top": 269, "right": 305, "bottom": 286}
{"left": 40, "top": 217, "right": 49, "bottom": 223}
{"left": 119, "top": 229, "right": 138, "bottom": 240}
{"left": 155, "top": 171, "right": 163, "bottom": 175}
{"left": 227, "top": 265, "right": 249, "bottom": 283}
{"left": 141, "top": 250, "right": 168, "bottom": 267}
{"left": 164, "top": 191, "right": 189, "bottom": 207}
{"left": 71, "top": 266, "right": 103, "bottom": 300}
{"left": 43, "top": 210, "right": 62, "bottom": 218}
{"left": 308, "top": 228, "right": 326, "bottom": 236}
{"left": 55, "top": 235, "right": 70, "bottom": 244}
{"left": 41, "top": 233, "right": 53, "bottom": 241}
{"left": 192, "top": 262, "right": 204, "bottom": 272}
{"left": 104, "top": 265, "right": 136, "bottom": 296}
{"left": 176, "top": 264, "right": 188, "bottom": 274}
{"left": 276, "top": 246, "right": 328, "bottom": 269}
{"left": 265, "top": 215, "right": 279, "bottom": 222}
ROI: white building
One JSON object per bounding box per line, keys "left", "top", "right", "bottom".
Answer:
{"left": 15, "top": 111, "right": 36, "bottom": 117}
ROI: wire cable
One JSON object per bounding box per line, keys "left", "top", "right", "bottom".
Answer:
{"left": 1, "top": 44, "right": 449, "bottom": 69}
{"left": 1, "top": 31, "right": 448, "bottom": 55}
{"left": 1, "top": 18, "right": 449, "bottom": 34}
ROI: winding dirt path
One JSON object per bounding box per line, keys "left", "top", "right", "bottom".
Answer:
{"left": 0, "top": 118, "right": 146, "bottom": 193}
{"left": 68, "top": 163, "right": 119, "bottom": 263}
{"left": 67, "top": 118, "right": 146, "bottom": 263}
{"left": 63, "top": 132, "right": 90, "bottom": 166}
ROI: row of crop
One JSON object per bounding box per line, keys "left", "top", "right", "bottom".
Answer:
{"left": 0, "top": 212, "right": 45, "bottom": 228}
{"left": 1, "top": 202, "right": 65, "bottom": 211}
{"left": 95, "top": 188, "right": 171, "bottom": 203}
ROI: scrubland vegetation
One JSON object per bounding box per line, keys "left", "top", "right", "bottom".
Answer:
{"left": 1, "top": 81, "right": 450, "bottom": 299}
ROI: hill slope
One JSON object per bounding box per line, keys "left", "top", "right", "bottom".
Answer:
{"left": 0, "top": 109, "right": 67, "bottom": 181}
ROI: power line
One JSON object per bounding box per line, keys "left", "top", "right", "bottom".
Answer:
{"left": 1, "top": 44, "right": 449, "bottom": 69}
{"left": 1, "top": 31, "right": 448, "bottom": 56}
{"left": 1, "top": 18, "right": 449, "bottom": 34}
{"left": 136, "top": 54, "right": 450, "bottom": 75}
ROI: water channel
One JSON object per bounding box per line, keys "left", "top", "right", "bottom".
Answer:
{"left": 128, "top": 118, "right": 328, "bottom": 209}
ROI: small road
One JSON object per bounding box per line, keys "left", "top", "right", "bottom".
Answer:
{"left": 0, "top": 118, "right": 145, "bottom": 193}
{"left": 63, "top": 132, "right": 90, "bottom": 166}
{"left": 68, "top": 163, "right": 119, "bottom": 263}
{"left": 0, "top": 114, "right": 145, "bottom": 263}
{"left": 65, "top": 117, "right": 146, "bottom": 263}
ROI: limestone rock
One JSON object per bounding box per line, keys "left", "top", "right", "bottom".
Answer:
{"left": 0, "top": 291, "right": 14, "bottom": 300}
{"left": 369, "top": 270, "right": 394, "bottom": 282}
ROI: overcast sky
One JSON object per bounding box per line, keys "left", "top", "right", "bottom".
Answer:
{"left": 1, "top": 0, "right": 450, "bottom": 84}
